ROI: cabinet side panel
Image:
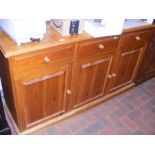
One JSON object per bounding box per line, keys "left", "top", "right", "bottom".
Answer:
{"left": 0, "top": 51, "right": 18, "bottom": 124}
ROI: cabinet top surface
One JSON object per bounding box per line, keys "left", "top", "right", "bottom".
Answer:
{"left": 0, "top": 21, "right": 155, "bottom": 58}
{"left": 0, "top": 22, "right": 92, "bottom": 58}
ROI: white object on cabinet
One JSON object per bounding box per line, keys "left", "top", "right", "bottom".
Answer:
{"left": 84, "top": 19, "right": 125, "bottom": 38}
{"left": 0, "top": 19, "right": 46, "bottom": 45}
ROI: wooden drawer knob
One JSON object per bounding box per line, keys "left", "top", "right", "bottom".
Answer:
{"left": 112, "top": 73, "right": 116, "bottom": 77}
{"left": 66, "top": 89, "right": 71, "bottom": 95}
{"left": 136, "top": 36, "right": 141, "bottom": 41}
{"left": 108, "top": 74, "right": 112, "bottom": 79}
{"left": 114, "top": 36, "right": 118, "bottom": 39}
{"left": 98, "top": 44, "right": 105, "bottom": 49}
{"left": 43, "top": 56, "right": 50, "bottom": 63}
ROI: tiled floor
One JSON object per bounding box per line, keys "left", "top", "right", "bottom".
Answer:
{"left": 10, "top": 78, "right": 155, "bottom": 135}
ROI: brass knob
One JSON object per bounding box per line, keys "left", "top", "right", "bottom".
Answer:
{"left": 43, "top": 56, "right": 50, "bottom": 63}
{"left": 108, "top": 74, "right": 112, "bottom": 79}
{"left": 114, "top": 36, "right": 118, "bottom": 39}
{"left": 66, "top": 89, "right": 71, "bottom": 95}
{"left": 98, "top": 44, "right": 105, "bottom": 49}
{"left": 136, "top": 36, "right": 141, "bottom": 41}
{"left": 112, "top": 73, "right": 116, "bottom": 77}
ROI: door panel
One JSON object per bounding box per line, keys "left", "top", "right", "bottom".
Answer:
{"left": 23, "top": 79, "right": 44, "bottom": 125}
{"left": 91, "top": 59, "right": 111, "bottom": 98}
{"left": 45, "top": 71, "right": 65, "bottom": 117}
{"left": 76, "top": 63, "right": 94, "bottom": 104}
{"left": 15, "top": 65, "right": 71, "bottom": 128}
{"left": 74, "top": 56, "right": 112, "bottom": 108}
{"left": 110, "top": 49, "right": 141, "bottom": 92}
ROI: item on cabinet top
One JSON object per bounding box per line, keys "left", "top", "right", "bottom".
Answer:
{"left": 0, "top": 19, "right": 46, "bottom": 46}
{"left": 84, "top": 19, "right": 124, "bottom": 38}
{"left": 50, "top": 19, "right": 85, "bottom": 36}
{"left": 123, "top": 19, "right": 154, "bottom": 29}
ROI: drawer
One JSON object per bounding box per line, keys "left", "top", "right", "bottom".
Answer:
{"left": 77, "top": 36, "right": 120, "bottom": 59}
{"left": 120, "top": 31, "right": 151, "bottom": 51}
{"left": 11, "top": 44, "right": 75, "bottom": 74}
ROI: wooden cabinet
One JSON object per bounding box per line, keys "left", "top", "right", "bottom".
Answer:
{"left": 0, "top": 44, "right": 74, "bottom": 131}
{"left": 136, "top": 29, "right": 155, "bottom": 84}
{"left": 0, "top": 25, "right": 153, "bottom": 134}
{"left": 106, "top": 30, "right": 151, "bottom": 92}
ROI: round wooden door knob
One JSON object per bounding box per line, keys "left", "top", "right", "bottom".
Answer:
{"left": 66, "top": 89, "right": 72, "bottom": 95}
{"left": 136, "top": 36, "right": 141, "bottom": 41}
{"left": 108, "top": 74, "right": 112, "bottom": 79}
{"left": 43, "top": 56, "right": 50, "bottom": 63}
{"left": 98, "top": 44, "right": 105, "bottom": 49}
{"left": 112, "top": 73, "right": 117, "bottom": 77}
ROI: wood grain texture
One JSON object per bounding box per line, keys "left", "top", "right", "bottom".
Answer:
{"left": 76, "top": 36, "right": 120, "bottom": 60}
{"left": 24, "top": 79, "right": 44, "bottom": 125}
{"left": 72, "top": 54, "right": 113, "bottom": 109}
{"left": 120, "top": 30, "right": 151, "bottom": 51}
{"left": 106, "top": 29, "right": 151, "bottom": 93}
{"left": 110, "top": 49, "right": 141, "bottom": 91}
{"left": 11, "top": 43, "right": 75, "bottom": 75}
{"left": 14, "top": 64, "right": 72, "bottom": 130}
{"left": 136, "top": 28, "right": 155, "bottom": 84}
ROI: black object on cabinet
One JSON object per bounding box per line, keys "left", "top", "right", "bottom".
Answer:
{"left": 0, "top": 92, "right": 11, "bottom": 135}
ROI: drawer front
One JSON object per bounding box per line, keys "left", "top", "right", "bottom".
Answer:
{"left": 120, "top": 31, "right": 151, "bottom": 51}
{"left": 11, "top": 44, "right": 75, "bottom": 74}
{"left": 77, "top": 36, "right": 120, "bottom": 59}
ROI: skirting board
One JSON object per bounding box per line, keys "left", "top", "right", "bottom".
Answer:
{"left": 4, "top": 82, "right": 135, "bottom": 135}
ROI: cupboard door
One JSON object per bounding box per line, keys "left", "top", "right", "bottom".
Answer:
{"left": 136, "top": 38, "right": 155, "bottom": 83}
{"left": 73, "top": 55, "right": 113, "bottom": 108}
{"left": 109, "top": 48, "right": 142, "bottom": 92}
{"left": 15, "top": 64, "right": 71, "bottom": 129}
